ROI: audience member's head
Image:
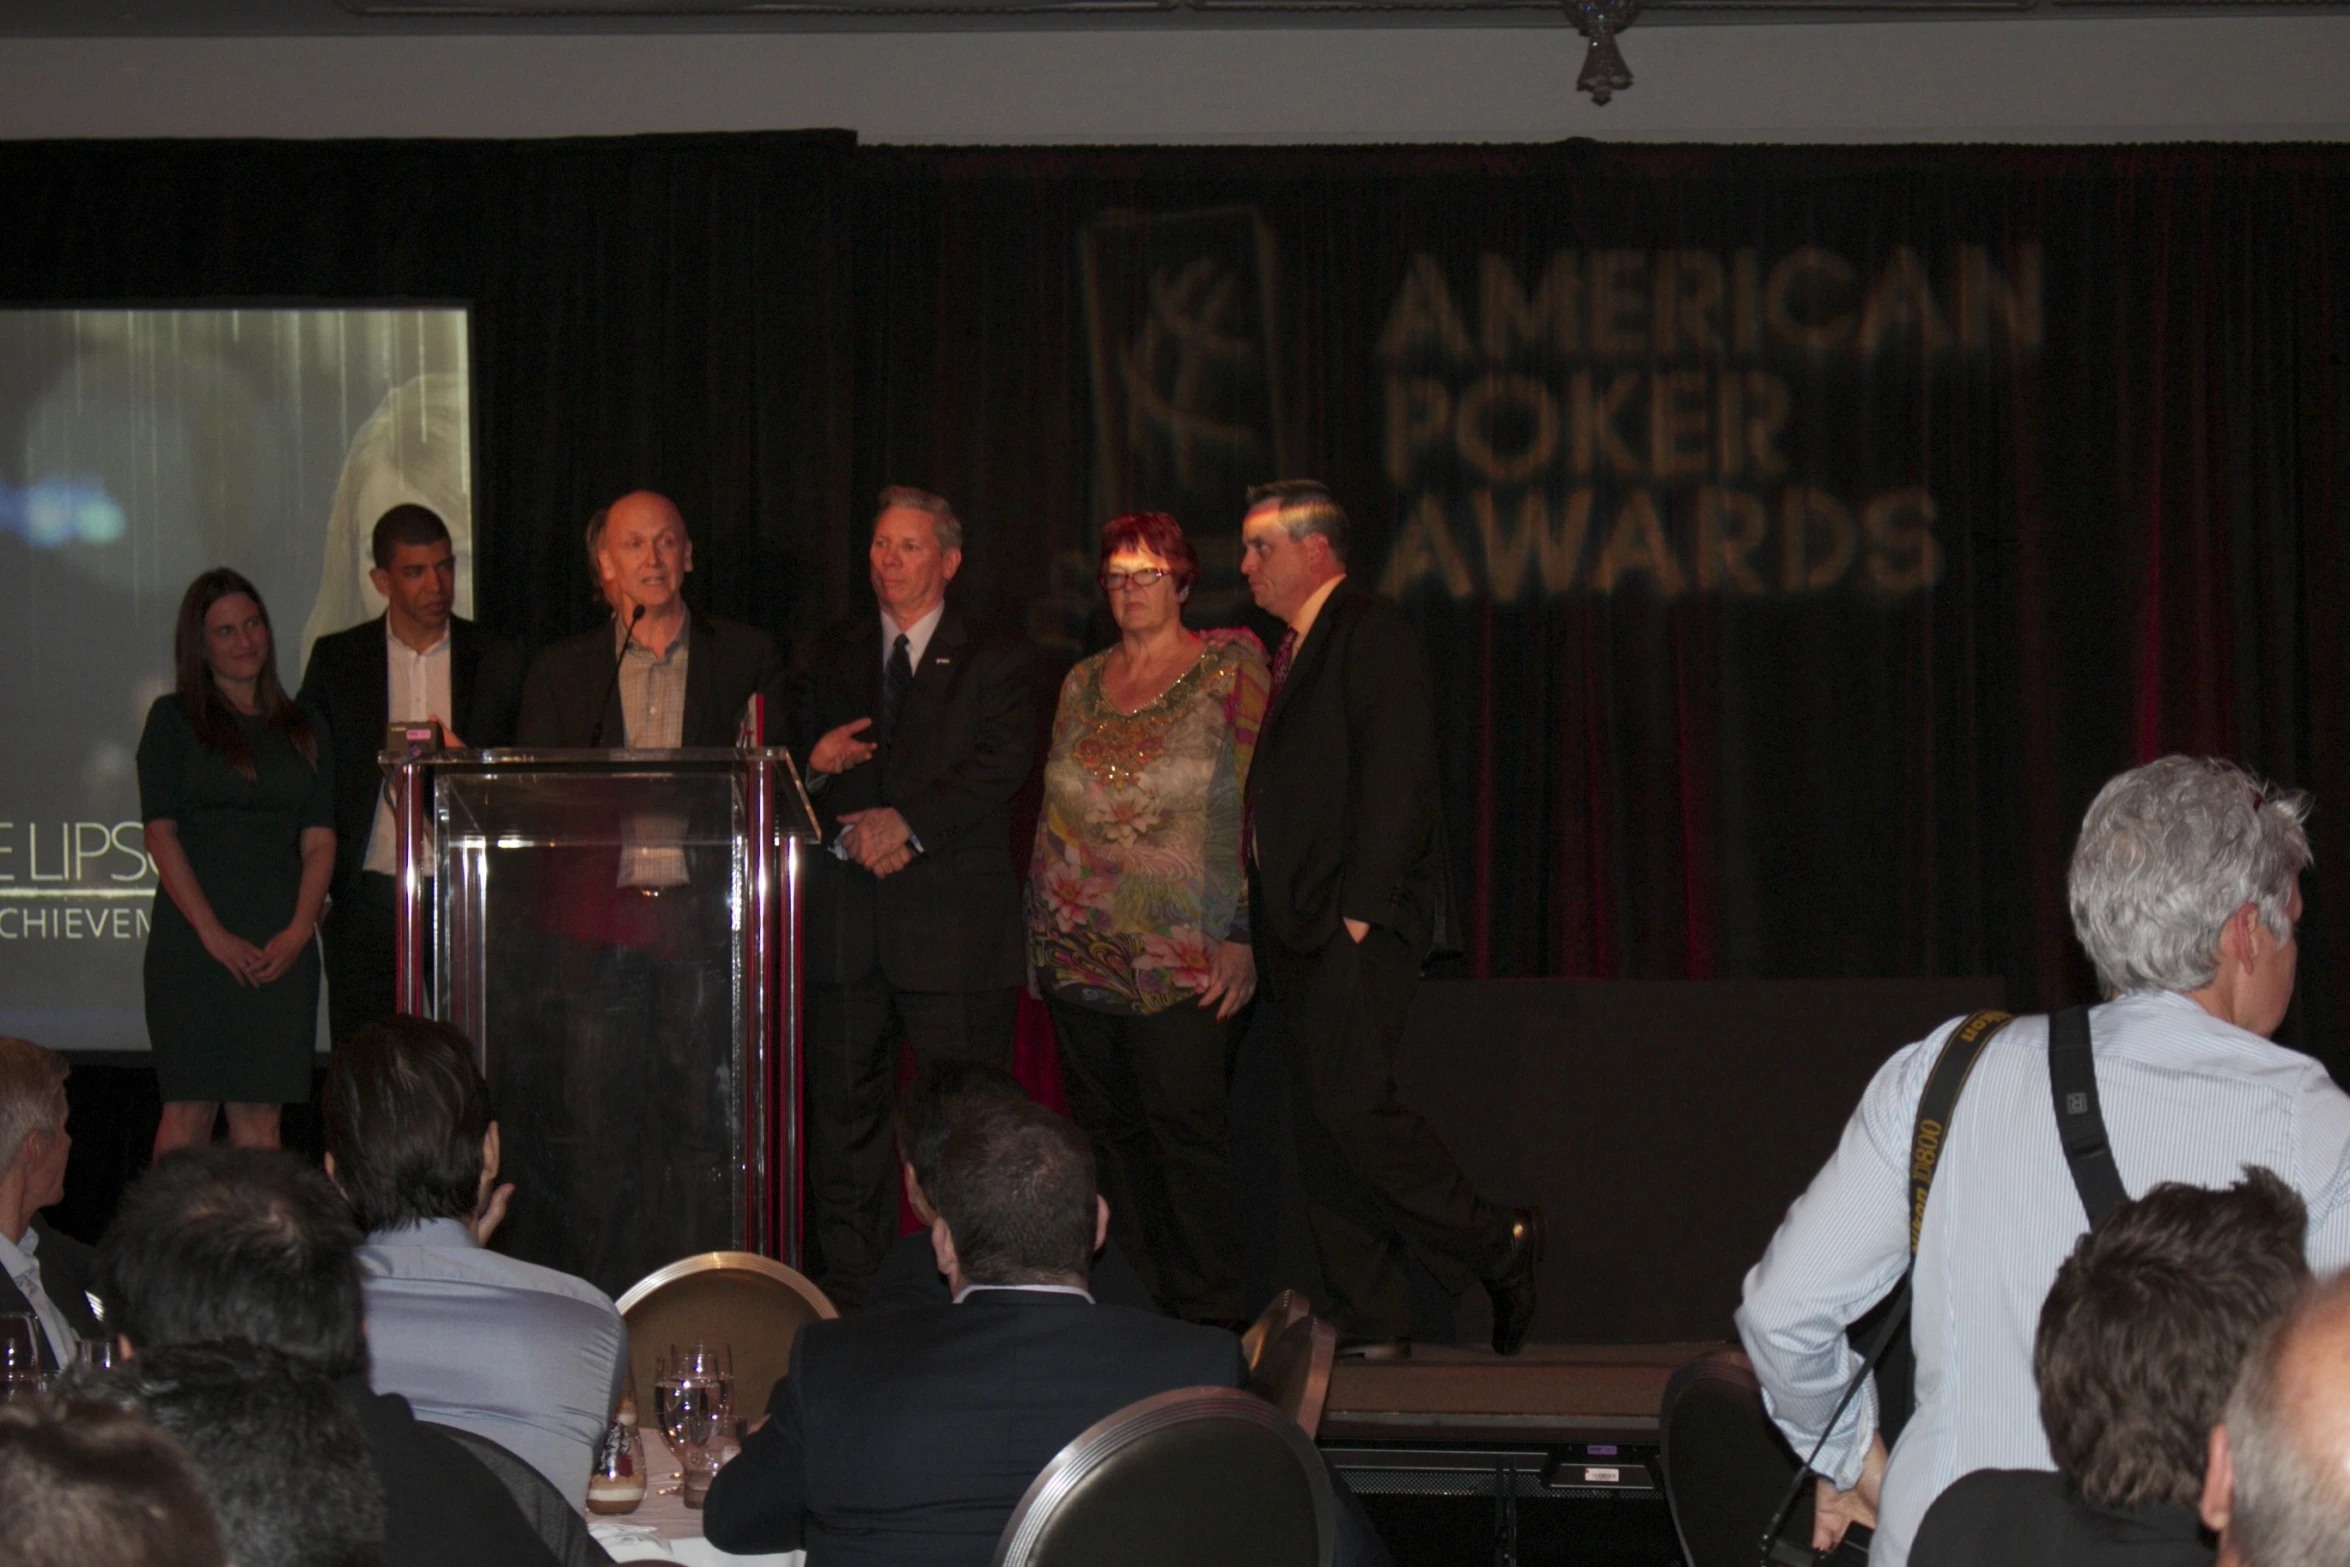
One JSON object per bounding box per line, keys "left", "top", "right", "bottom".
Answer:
{"left": 2205, "top": 1270, "right": 2350, "bottom": 1567}
{"left": 68, "top": 1340, "right": 386, "bottom": 1567}
{"left": 322, "top": 1015, "right": 497, "bottom": 1236}
{"left": 894, "top": 1060, "right": 1030, "bottom": 1226}
{"left": 0, "top": 1035, "right": 70, "bottom": 1243}
{"left": 0, "top": 1394, "right": 226, "bottom": 1567}
{"left": 2035, "top": 1166, "right": 2310, "bottom": 1510}
{"left": 927, "top": 1096, "right": 1103, "bottom": 1291}
{"left": 94, "top": 1147, "right": 366, "bottom": 1378}
{"left": 2068, "top": 758, "right": 2311, "bottom": 1023}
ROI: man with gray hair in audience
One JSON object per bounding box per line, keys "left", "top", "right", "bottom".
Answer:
{"left": 2201, "top": 1269, "right": 2350, "bottom": 1567}
{"left": 0, "top": 1036, "right": 101, "bottom": 1372}
{"left": 1740, "top": 756, "right": 2350, "bottom": 1567}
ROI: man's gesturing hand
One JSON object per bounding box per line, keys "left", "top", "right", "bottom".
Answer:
{"left": 811, "top": 718, "right": 877, "bottom": 776}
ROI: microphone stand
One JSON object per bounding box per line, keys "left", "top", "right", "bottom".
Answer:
{"left": 589, "top": 602, "right": 647, "bottom": 748}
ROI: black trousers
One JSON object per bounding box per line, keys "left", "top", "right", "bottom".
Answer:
{"left": 1262, "top": 926, "right": 1503, "bottom": 1339}
{"left": 1048, "top": 994, "right": 1247, "bottom": 1322}
{"left": 322, "top": 871, "right": 411, "bottom": 1048}
{"left": 805, "top": 975, "right": 1017, "bottom": 1311}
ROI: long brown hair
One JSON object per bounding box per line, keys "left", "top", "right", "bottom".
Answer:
{"left": 172, "top": 568, "right": 316, "bottom": 779}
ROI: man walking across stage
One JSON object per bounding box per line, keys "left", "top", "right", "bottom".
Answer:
{"left": 1238, "top": 479, "right": 1543, "bottom": 1358}
{"left": 794, "top": 486, "right": 1036, "bottom": 1311}
{"left": 299, "top": 503, "right": 524, "bottom": 1045}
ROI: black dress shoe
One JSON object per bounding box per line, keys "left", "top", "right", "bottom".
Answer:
{"left": 1484, "top": 1206, "right": 1545, "bottom": 1356}
{"left": 1335, "top": 1335, "right": 1413, "bottom": 1362}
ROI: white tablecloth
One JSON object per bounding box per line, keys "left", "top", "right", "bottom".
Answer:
{"left": 587, "top": 1431, "right": 802, "bottom": 1567}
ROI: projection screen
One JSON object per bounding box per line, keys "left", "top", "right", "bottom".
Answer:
{"left": 0, "top": 307, "right": 475, "bottom": 1053}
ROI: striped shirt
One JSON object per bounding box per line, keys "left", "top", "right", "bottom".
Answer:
{"left": 1738, "top": 987, "right": 2350, "bottom": 1567}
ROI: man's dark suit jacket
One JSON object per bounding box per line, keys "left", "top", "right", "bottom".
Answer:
{"left": 791, "top": 604, "right": 1035, "bottom": 992}
{"left": 296, "top": 614, "right": 525, "bottom": 899}
{"left": 0, "top": 1217, "right": 101, "bottom": 1372}
{"left": 515, "top": 611, "right": 786, "bottom": 750}
{"left": 1243, "top": 578, "right": 1452, "bottom": 957}
{"left": 1909, "top": 1469, "right": 2213, "bottom": 1567}
{"left": 702, "top": 1291, "right": 1244, "bottom": 1567}
{"left": 337, "top": 1378, "right": 561, "bottom": 1567}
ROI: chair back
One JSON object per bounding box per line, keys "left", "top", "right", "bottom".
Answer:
{"left": 614, "top": 1251, "right": 837, "bottom": 1421}
{"left": 1658, "top": 1347, "right": 1806, "bottom": 1567}
{"left": 1240, "top": 1289, "right": 1312, "bottom": 1375}
{"left": 1249, "top": 1314, "right": 1337, "bottom": 1438}
{"left": 994, "top": 1386, "right": 1334, "bottom": 1567}
{"left": 424, "top": 1422, "right": 615, "bottom": 1567}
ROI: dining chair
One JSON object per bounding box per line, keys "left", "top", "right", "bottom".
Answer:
{"left": 614, "top": 1251, "right": 838, "bottom": 1422}
{"left": 992, "top": 1386, "right": 1334, "bottom": 1567}
{"left": 1248, "top": 1313, "right": 1337, "bottom": 1439}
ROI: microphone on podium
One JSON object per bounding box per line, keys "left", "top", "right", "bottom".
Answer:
{"left": 589, "top": 602, "right": 647, "bottom": 748}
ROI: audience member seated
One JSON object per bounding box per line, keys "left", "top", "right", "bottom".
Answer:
{"left": 93, "top": 1146, "right": 560, "bottom": 1567}
{"left": 865, "top": 1059, "right": 1155, "bottom": 1314}
{"left": 0, "top": 1036, "right": 103, "bottom": 1371}
{"left": 322, "top": 1015, "right": 626, "bottom": 1499}
{"left": 70, "top": 1339, "right": 388, "bottom": 1567}
{"left": 2200, "top": 1268, "right": 2350, "bottom": 1567}
{"left": 1911, "top": 1168, "right": 2311, "bottom": 1567}
{"left": 702, "top": 1093, "right": 1248, "bottom": 1565}
{"left": 0, "top": 1394, "right": 227, "bottom": 1567}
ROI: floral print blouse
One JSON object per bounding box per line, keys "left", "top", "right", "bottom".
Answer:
{"left": 1028, "top": 627, "right": 1270, "bottom": 1016}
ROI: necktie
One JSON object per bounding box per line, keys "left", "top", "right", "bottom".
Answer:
{"left": 1268, "top": 627, "right": 1299, "bottom": 697}
{"left": 882, "top": 633, "right": 913, "bottom": 740}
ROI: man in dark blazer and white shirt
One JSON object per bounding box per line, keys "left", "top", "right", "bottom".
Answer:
{"left": 297, "top": 504, "right": 524, "bottom": 1045}
{"left": 1239, "top": 480, "right": 1544, "bottom": 1358}
{"left": 792, "top": 486, "right": 1036, "bottom": 1310}
{"left": 0, "top": 1037, "right": 101, "bottom": 1373}
{"left": 702, "top": 1094, "right": 1246, "bottom": 1567}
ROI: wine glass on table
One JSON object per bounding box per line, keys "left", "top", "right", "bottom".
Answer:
{"left": 0, "top": 1315, "right": 44, "bottom": 1402}
{"left": 672, "top": 1373, "right": 721, "bottom": 1509}
{"left": 678, "top": 1340, "right": 734, "bottom": 1432}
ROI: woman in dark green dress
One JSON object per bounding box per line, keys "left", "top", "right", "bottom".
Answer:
{"left": 138, "top": 567, "right": 335, "bottom": 1156}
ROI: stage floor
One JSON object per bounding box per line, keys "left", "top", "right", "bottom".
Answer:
{"left": 1323, "top": 1341, "right": 1718, "bottom": 1445}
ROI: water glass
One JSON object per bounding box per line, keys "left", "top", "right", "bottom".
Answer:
{"left": 74, "top": 1337, "right": 122, "bottom": 1371}
{"left": 0, "top": 1314, "right": 43, "bottom": 1401}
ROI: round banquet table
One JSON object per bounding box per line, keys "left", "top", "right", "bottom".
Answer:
{"left": 587, "top": 1430, "right": 803, "bottom": 1567}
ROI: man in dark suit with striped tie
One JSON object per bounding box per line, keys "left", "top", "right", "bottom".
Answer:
{"left": 1239, "top": 480, "right": 1543, "bottom": 1360}
{"left": 791, "top": 487, "right": 1037, "bottom": 1311}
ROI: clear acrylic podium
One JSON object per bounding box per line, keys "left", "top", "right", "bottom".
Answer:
{"left": 390, "top": 746, "right": 819, "bottom": 1299}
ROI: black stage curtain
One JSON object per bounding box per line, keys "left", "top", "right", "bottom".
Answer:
{"left": 855, "top": 143, "right": 2350, "bottom": 1077}
{"left": 0, "top": 133, "right": 856, "bottom": 652}
{"left": 5, "top": 137, "right": 2348, "bottom": 1074}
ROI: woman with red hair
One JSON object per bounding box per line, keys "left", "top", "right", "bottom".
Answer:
{"left": 1028, "top": 512, "right": 1269, "bottom": 1329}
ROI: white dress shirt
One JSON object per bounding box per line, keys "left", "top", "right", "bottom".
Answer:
{"left": 362, "top": 622, "right": 453, "bottom": 877}
{"left": 1737, "top": 988, "right": 2350, "bottom": 1567}
{"left": 0, "top": 1224, "right": 77, "bottom": 1369}
{"left": 881, "top": 599, "right": 947, "bottom": 674}
{"left": 951, "top": 1281, "right": 1095, "bottom": 1304}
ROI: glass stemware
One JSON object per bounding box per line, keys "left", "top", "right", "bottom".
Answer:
{"left": 0, "top": 1314, "right": 44, "bottom": 1401}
